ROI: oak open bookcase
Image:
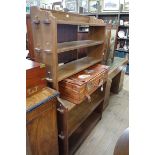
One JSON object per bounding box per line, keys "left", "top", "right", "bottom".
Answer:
{"left": 30, "top": 7, "right": 107, "bottom": 155}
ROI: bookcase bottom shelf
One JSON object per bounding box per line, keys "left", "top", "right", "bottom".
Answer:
{"left": 69, "top": 111, "right": 101, "bottom": 155}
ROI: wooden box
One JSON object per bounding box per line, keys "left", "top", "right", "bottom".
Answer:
{"left": 59, "top": 64, "right": 109, "bottom": 104}
{"left": 26, "top": 87, "right": 59, "bottom": 155}
{"left": 26, "top": 60, "right": 47, "bottom": 97}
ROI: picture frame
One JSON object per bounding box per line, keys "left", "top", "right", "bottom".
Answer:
{"left": 65, "top": 0, "right": 77, "bottom": 12}
{"left": 88, "top": 0, "right": 102, "bottom": 13}
{"left": 124, "top": 0, "right": 129, "bottom": 11}
{"left": 79, "top": 0, "right": 89, "bottom": 13}
{"left": 103, "top": 0, "right": 119, "bottom": 11}
{"left": 89, "top": 0, "right": 98, "bottom": 13}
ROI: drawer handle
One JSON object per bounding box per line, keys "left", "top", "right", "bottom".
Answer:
{"left": 35, "top": 48, "right": 41, "bottom": 53}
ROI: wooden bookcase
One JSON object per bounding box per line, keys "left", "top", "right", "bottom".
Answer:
{"left": 80, "top": 12, "right": 129, "bottom": 67}
{"left": 30, "top": 7, "right": 107, "bottom": 155}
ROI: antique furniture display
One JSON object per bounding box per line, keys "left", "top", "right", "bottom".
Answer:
{"left": 30, "top": 7, "right": 108, "bottom": 155}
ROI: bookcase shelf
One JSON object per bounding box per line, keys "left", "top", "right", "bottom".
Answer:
{"left": 69, "top": 111, "right": 101, "bottom": 155}
{"left": 58, "top": 57, "right": 102, "bottom": 81}
{"left": 58, "top": 40, "right": 104, "bottom": 53}
{"left": 57, "top": 20, "right": 106, "bottom": 26}
{"left": 58, "top": 86, "right": 105, "bottom": 137}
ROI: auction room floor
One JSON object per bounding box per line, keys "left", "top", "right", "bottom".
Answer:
{"left": 75, "top": 75, "right": 129, "bottom": 155}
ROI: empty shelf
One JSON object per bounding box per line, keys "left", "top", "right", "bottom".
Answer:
{"left": 58, "top": 40, "right": 104, "bottom": 53}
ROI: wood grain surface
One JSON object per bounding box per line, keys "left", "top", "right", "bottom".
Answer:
{"left": 26, "top": 87, "right": 59, "bottom": 155}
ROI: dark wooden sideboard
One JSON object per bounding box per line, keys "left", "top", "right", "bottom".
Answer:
{"left": 26, "top": 87, "right": 59, "bottom": 155}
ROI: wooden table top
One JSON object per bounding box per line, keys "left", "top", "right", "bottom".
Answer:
{"left": 26, "top": 87, "right": 59, "bottom": 112}
{"left": 107, "top": 57, "right": 128, "bottom": 71}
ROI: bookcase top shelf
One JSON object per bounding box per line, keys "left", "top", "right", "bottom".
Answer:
{"left": 57, "top": 20, "right": 106, "bottom": 26}
{"left": 31, "top": 7, "right": 106, "bottom": 26}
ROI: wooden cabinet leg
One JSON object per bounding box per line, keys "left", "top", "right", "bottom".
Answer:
{"left": 103, "top": 78, "right": 112, "bottom": 109}
{"left": 57, "top": 102, "right": 69, "bottom": 155}
{"left": 111, "top": 67, "right": 126, "bottom": 93}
